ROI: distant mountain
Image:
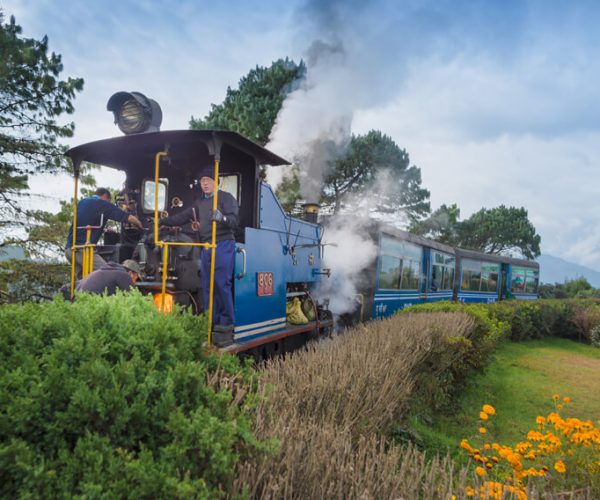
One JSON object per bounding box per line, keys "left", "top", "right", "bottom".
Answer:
{"left": 537, "top": 254, "right": 600, "bottom": 287}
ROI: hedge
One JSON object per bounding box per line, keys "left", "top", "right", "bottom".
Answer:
{"left": 0, "top": 292, "right": 261, "bottom": 498}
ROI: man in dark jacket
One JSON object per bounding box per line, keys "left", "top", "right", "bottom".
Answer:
{"left": 65, "top": 187, "right": 143, "bottom": 277}
{"left": 76, "top": 259, "right": 141, "bottom": 295}
{"left": 160, "top": 168, "right": 238, "bottom": 331}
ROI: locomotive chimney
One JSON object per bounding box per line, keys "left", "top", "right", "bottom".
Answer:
{"left": 303, "top": 203, "right": 320, "bottom": 223}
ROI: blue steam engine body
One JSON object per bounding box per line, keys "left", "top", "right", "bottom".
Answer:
{"left": 67, "top": 126, "right": 332, "bottom": 357}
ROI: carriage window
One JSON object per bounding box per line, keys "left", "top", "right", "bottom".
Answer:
{"left": 481, "top": 263, "right": 499, "bottom": 292}
{"left": 142, "top": 178, "right": 168, "bottom": 213}
{"left": 400, "top": 259, "right": 420, "bottom": 290}
{"left": 461, "top": 259, "right": 481, "bottom": 291}
{"left": 443, "top": 267, "right": 455, "bottom": 290}
{"left": 379, "top": 255, "right": 401, "bottom": 289}
{"left": 218, "top": 174, "right": 240, "bottom": 204}
{"left": 511, "top": 267, "right": 527, "bottom": 292}
{"left": 432, "top": 251, "right": 455, "bottom": 290}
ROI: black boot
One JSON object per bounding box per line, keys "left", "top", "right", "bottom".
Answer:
{"left": 212, "top": 324, "right": 234, "bottom": 347}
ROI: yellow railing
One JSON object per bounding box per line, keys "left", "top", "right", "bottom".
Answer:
{"left": 153, "top": 151, "right": 219, "bottom": 346}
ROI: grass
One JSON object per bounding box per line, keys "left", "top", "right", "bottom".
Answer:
{"left": 412, "top": 337, "right": 600, "bottom": 461}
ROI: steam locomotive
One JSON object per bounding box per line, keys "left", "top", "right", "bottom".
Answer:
{"left": 66, "top": 91, "right": 538, "bottom": 357}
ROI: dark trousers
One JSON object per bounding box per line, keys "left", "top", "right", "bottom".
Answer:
{"left": 200, "top": 239, "right": 235, "bottom": 326}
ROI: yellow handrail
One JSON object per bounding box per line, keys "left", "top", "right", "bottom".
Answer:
{"left": 153, "top": 151, "right": 218, "bottom": 346}
{"left": 207, "top": 158, "right": 220, "bottom": 345}
{"left": 69, "top": 174, "right": 79, "bottom": 298}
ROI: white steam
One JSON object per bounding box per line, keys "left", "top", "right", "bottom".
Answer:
{"left": 316, "top": 216, "right": 377, "bottom": 316}
{"left": 266, "top": 0, "right": 420, "bottom": 198}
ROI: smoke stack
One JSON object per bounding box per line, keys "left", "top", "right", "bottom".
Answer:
{"left": 303, "top": 203, "right": 320, "bottom": 223}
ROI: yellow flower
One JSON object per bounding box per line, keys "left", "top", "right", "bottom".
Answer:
{"left": 465, "top": 486, "right": 475, "bottom": 497}
{"left": 554, "top": 460, "right": 566, "bottom": 473}
{"left": 479, "top": 427, "right": 487, "bottom": 434}
{"left": 536, "top": 416, "right": 546, "bottom": 426}
{"left": 479, "top": 411, "right": 489, "bottom": 421}
{"left": 482, "top": 404, "right": 496, "bottom": 415}
{"left": 563, "top": 396, "right": 571, "bottom": 404}
{"left": 557, "top": 403, "right": 564, "bottom": 411}
{"left": 552, "top": 393, "right": 560, "bottom": 401}
{"left": 475, "top": 466, "right": 487, "bottom": 477}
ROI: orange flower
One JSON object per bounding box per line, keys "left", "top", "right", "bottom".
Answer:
{"left": 479, "top": 411, "right": 489, "bottom": 421}
{"left": 479, "top": 427, "right": 487, "bottom": 434}
{"left": 475, "top": 466, "right": 487, "bottom": 477}
{"left": 557, "top": 403, "right": 564, "bottom": 411}
{"left": 536, "top": 416, "right": 546, "bottom": 426}
{"left": 465, "top": 486, "right": 475, "bottom": 497}
{"left": 482, "top": 404, "right": 496, "bottom": 415}
{"left": 563, "top": 396, "right": 571, "bottom": 404}
{"left": 554, "top": 460, "right": 566, "bottom": 473}
{"left": 552, "top": 394, "right": 560, "bottom": 401}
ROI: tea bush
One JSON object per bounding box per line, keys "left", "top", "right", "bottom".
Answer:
{"left": 0, "top": 292, "right": 261, "bottom": 498}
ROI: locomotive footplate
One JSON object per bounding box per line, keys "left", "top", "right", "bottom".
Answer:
{"left": 221, "top": 318, "right": 334, "bottom": 354}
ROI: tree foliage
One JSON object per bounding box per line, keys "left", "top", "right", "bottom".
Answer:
{"left": 413, "top": 204, "right": 541, "bottom": 259}
{"left": 459, "top": 206, "right": 541, "bottom": 259}
{"left": 0, "top": 12, "right": 83, "bottom": 233}
{"left": 322, "top": 131, "right": 430, "bottom": 223}
{"left": 190, "top": 58, "right": 305, "bottom": 146}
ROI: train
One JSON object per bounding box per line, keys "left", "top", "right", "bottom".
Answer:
{"left": 334, "top": 221, "right": 539, "bottom": 326}
{"left": 66, "top": 91, "right": 539, "bottom": 357}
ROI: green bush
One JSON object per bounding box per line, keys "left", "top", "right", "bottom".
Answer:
{"left": 0, "top": 292, "right": 261, "bottom": 498}
{"left": 399, "top": 302, "right": 509, "bottom": 413}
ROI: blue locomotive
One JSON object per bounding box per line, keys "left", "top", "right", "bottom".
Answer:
{"left": 340, "top": 222, "right": 539, "bottom": 323}
{"left": 67, "top": 92, "right": 333, "bottom": 357}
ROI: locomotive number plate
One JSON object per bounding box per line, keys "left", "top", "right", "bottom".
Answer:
{"left": 257, "top": 272, "right": 274, "bottom": 296}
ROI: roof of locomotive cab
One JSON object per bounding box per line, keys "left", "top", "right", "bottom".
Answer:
{"left": 66, "top": 129, "right": 290, "bottom": 171}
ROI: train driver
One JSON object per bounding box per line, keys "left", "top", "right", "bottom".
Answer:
{"left": 159, "top": 168, "right": 239, "bottom": 336}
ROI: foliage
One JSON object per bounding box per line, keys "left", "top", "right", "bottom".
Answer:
{"left": 0, "top": 12, "right": 83, "bottom": 238}
{"left": 459, "top": 205, "right": 541, "bottom": 259}
{"left": 0, "top": 258, "right": 69, "bottom": 302}
{"left": 412, "top": 204, "right": 541, "bottom": 259}
{"left": 235, "top": 312, "right": 478, "bottom": 497}
{"left": 462, "top": 397, "right": 600, "bottom": 497}
{"left": 410, "top": 203, "right": 461, "bottom": 246}
{"left": 590, "top": 324, "right": 600, "bottom": 348}
{"left": 399, "top": 302, "right": 509, "bottom": 413}
{"left": 190, "top": 58, "right": 305, "bottom": 146}
{"left": 0, "top": 292, "right": 262, "bottom": 497}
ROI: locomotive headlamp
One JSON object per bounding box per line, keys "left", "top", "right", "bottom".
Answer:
{"left": 106, "top": 91, "right": 163, "bottom": 135}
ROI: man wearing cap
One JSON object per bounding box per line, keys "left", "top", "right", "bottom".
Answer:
{"left": 159, "top": 167, "right": 238, "bottom": 332}
{"left": 75, "top": 259, "right": 141, "bottom": 295}
{"left": 65, "top": 187, "right": 144, "bottom": 278}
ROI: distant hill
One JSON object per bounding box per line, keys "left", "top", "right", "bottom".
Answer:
{"left": 537, "top": 254, "right": 600, "bottom": 287}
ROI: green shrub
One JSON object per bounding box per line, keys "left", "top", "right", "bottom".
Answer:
{"left": 399, "top": 302, "right": 509, "bottom": 413}
{"left": 0, "top": 292, "right": 260, "bottom": 498}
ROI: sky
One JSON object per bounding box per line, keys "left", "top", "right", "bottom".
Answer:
{"left": 4, "top": 0, "right": 600, "bottom": 270}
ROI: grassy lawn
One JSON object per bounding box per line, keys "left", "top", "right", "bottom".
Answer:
{"left": 411, "top": 337, "right": 600, "bottom": 460}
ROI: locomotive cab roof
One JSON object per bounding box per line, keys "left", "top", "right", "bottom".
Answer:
{"left": 66, "top": 129, "right": 290, "bottom": 173}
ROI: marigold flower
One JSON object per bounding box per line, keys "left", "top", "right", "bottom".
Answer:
{"left": 479, "top": 427, "right": 487, "bottom": 434}
{"left": 482, "top": 404, "right": 496, "bottom": 415}
{"left": 465, "top": 486, "right": 475, "bottom": 497}
{"left": 536, "top": 416, "right": 546, "bottom": 426}
{"left": 475, "top": 466, "right": 487, "bottom": 477}
{"left": 554, "top": 460, "right": 566, "bottom": 473}
{"left": 552, "top": 393, "right": 560, "bottom": 401}
{"left": 479, "top": 411, "right": 489, "bottom": 421}
{"left": 557, "top": 403, "right": 564, "bottom": 411}
{"left": 563, "top": 396, "right": 571, "bottom": 404}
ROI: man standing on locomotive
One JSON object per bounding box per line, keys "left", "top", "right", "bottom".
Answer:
{"left": 160, "top": 168, "right": 238, "bottom": 334}
{"left": 65, "top": 187, "right": 143, "bottom": 278}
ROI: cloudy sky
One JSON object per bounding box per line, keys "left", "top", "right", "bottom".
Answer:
{"left": 4, "top": 0, "right": 600, "bottom": 269}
